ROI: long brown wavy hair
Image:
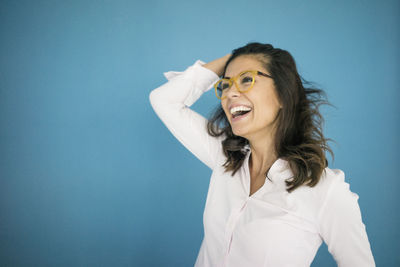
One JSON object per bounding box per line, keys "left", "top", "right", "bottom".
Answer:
{"left": 207, "top": 42, "right": 335, "bottom": 193}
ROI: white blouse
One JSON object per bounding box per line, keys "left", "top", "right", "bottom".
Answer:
{"left": 149, "top": 59, "right": 375, "bottom": 267}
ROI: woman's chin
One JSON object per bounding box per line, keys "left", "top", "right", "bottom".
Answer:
{"left": 232, "top": 127, "right": 248, "bottom": 138}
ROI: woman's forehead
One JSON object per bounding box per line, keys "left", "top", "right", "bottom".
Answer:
{"left": 225, "top": 55, "right": 267, "bottom": 77}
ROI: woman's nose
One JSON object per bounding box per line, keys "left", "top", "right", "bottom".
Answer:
{"left": 226, "top": 83, "right": 241, "bottom": 98}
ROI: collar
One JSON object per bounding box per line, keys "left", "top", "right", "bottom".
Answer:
{"left": 243, "top": 146, "right": 294, "bottom": 183}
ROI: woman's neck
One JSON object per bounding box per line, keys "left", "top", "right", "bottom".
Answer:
{"left": 247, "top": 127, "right": 278, "bottom": 177}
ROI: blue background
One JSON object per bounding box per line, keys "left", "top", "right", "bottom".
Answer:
{"left": 1, "top": 0, "right": 399, "bottom": 266}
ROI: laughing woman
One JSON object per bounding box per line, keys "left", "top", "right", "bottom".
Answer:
{"left": 149, "top": 43, "right": 375, "bottom": 267}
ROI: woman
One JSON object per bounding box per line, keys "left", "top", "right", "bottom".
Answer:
{"left": 149, "top": 43, "right": 375, "bottom": 267}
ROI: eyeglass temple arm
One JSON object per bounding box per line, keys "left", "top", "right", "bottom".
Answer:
{"left": 257, "top": 71, "right": 273, "bottom": 78}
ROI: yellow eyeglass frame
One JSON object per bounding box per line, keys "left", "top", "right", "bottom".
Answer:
{"left": 214, "top": 70, "right": 272, "bottom": 100}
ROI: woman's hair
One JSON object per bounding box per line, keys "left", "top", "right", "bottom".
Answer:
{"left": 207, "top": 42, "right": 335, "bottom": 193}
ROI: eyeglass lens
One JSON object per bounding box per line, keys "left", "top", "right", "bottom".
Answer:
{"left": 216, "top": 71, "right": 255, "bottom": 98}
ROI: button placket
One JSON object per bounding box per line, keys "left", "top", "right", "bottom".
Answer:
{"left": 222, "top": 198, "right": 250, "bottom": 266}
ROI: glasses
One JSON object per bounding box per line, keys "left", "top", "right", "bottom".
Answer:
{"left": 214, "top": 70, "right": 273, "bottom": 100}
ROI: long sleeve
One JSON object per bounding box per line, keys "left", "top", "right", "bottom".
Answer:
{"left": 149, "top": 60, "right": 224, "bottom": 170}
{"left": 317, "top": 173, "right": 375, "bottom": 266}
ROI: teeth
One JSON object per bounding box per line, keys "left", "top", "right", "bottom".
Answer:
{"left": 230, "top": 106, "right": 252, "bottom": 115}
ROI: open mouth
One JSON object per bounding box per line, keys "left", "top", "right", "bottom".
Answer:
{"left": 232, "top": 110, "right": 251, "bottom": 119}
{"left": 230, "top": 105, "right": 252, "bottom": 121}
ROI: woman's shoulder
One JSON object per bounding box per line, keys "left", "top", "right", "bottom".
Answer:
{"left": 297, "top": 166, "right": 352, "bottom": 201}
{"left": 315, "top": 166, "right": 347, "bottom": 193}
{"left": 288, "top": 165, "right": 357, "bottom": 220}
{"left": 287, "top": 163, "right": 347, "bottom": 195}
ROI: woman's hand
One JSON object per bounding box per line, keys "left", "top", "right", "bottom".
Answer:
{"left": 203, "top": 54, "right": 231, "bottom": 77}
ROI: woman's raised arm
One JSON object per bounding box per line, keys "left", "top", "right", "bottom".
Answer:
{"left": 149, "top": 55, "right": 230, "bottom": 170}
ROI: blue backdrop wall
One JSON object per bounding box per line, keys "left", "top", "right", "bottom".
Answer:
{"left": 1, "top": 0, "right": 399, "bottom": 266}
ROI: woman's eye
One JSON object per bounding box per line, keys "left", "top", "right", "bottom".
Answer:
{"left": 221, "top": 82, "right": 230, "bottom": 90}
{"left": 241, "top": 76, "right": 253, "bottom": 83}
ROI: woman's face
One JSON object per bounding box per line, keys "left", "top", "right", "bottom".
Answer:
{"left": 221, "top": 55, "right": 282, "bottom": 140}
